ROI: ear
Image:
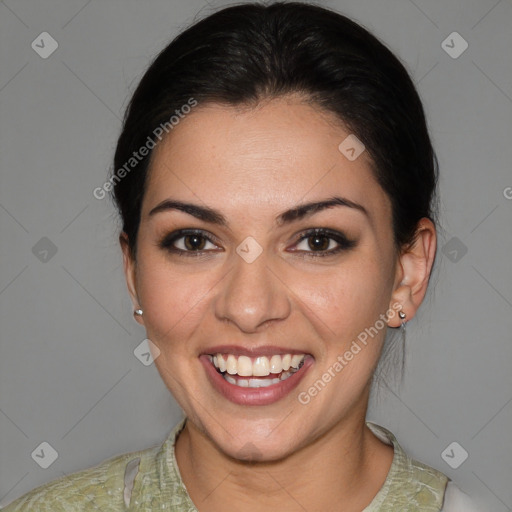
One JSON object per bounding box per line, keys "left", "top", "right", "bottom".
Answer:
{"left": 120, "top": 233, "right": 144, "bottom": 326}
{"left": 387, "top": 218, "right": 437, "bottom": 327}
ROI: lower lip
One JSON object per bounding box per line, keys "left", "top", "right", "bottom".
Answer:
{"left": 199, "top": 355, "right": 314, "bottom": 406}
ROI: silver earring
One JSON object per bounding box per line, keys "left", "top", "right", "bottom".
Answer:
{"left": 134, "top": 309, "right": 143, "bottom": 316}
{"left": 398, "top": 310, "right": 407, "bottom": 347}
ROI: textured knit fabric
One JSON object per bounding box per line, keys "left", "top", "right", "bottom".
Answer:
{"left": 2, "top": 418, "right": 450, "bottom": 511}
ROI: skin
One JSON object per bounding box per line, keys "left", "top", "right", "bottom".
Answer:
{"left": 121, "top": 95, "right": 437, "bottom": 511}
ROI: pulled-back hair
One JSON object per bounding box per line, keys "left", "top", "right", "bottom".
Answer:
{"left": 112, "top": 1, "right": 438, "bottom": 263}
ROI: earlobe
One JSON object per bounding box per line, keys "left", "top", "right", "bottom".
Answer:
{"left": 120, "top": 233, "right": 145, "bottom": 326}
{"left": 387, "top": 218, "right": 437, "bottom": 327}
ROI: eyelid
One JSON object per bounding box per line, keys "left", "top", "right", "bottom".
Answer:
{"left": 158, "top": 227, "right": 356, "bottom": 258}
{"left": 288, "top": 228, "right": 356, "bottom": 254}
{"left": 158, "top": 228, "right": 222, "bottom": 251}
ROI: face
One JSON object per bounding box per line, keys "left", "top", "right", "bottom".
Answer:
{"left": 123, "top": 95, "right": 403, "bottom": 461}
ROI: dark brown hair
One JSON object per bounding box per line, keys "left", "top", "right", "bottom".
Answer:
{"left": 112, "top": 1, "right": 438, "bottom": 261}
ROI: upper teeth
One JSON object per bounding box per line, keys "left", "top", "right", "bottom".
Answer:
{"left": 209, "top": 353, "right": 305, "bottom": 377}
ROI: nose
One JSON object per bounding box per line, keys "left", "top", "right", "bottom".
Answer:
{"left": 214, "top": 249, "right": 291, "bottom": 333}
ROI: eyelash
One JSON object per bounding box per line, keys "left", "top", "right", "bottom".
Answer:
{"left": 158, "top": 228, "right": 356, "bottom": 259}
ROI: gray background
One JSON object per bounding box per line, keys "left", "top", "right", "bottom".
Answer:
{"left": 0, "top": 0, "right": 511, "bottom": 509}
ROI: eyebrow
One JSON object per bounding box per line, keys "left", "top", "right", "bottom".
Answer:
{"left": 148, "top": 196, "right": 369, "bottom": 227}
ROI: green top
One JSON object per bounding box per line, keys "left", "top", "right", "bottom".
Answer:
{"left": 2, "top": 418, "right": 449, "bottom": 511}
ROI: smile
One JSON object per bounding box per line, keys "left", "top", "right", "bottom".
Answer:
{"left": 200, "top": 350, "right": 314, "bottom": 406}
{"left": 207, "top": 353, "right": 305, "bottom": 388}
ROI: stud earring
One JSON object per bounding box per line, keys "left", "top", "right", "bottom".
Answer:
{"left": 134, "top": 309, "right": 143, "bottom": 316}
{"left": 398, "top": 310, "right": 407, "bottom": 345}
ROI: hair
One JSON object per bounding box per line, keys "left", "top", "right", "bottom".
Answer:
{"left": 111, "top": 1, "right": 439, "bottom": 388}
{"left": 112, "top": 1, "right": 438, "bottom": 258}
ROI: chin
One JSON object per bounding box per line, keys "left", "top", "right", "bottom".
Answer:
{"left": 209, "top": 418, "right": 302, "bottom": 463}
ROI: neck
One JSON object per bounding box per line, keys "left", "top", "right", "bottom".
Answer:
{"left": 175, "top": 398, "right": 393, "bottom": 511}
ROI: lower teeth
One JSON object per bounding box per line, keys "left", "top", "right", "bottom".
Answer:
{"left": 221, "top": 368, "right": 298, "bottom": 388}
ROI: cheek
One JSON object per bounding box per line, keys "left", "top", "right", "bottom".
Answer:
{"left": 135, "top": 254, "right": 216, "bottom": 349}
{"left": 293, "top": 256, "right": 393, "bottom": 341}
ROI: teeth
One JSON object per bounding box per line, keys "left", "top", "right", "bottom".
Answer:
{"left": 253, "top": 356, "right": 270, "bottom": 376}
{"left": 249, "top": 378, "right": 274, "bottom": 388}
{"left": 224, "top": 374, "right": 236, "bottom": 385}
{"left": 226, "top": 354, "right": 237, "bottom": 375}
{"left": 211, "top": 353, "right": 306, "bottom": 378}
{"left": 217, "top": 355, "right": 226, "bottom": 372}
{"left": 290, "top": 354, "right": 304, "bottom": 369}
{"left": 224, "top": 372, "right": 294, "bottom": 387}
{"left": 269, "top": 355, "right": 282, "bottom": 373}
{"left": 237, "top": 356, "right": 252, "bottom": 377}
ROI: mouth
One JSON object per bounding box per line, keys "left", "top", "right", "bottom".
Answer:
{"left": 199, "top": 348, "right": 314, "bottom": 406}
{"left": 207, "top": 353, "right": 306, "bottom": 388}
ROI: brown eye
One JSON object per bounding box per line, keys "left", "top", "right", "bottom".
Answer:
{"left": 305, "top": 234, "right": 331, "bottom": 251}
{"left": 158, "top": 229, "right": 220, "bottom": 256}
{"left": 183, "top": 234, "right": 207, "bottom": 251}
{"left": 292, "top": 228, "right": 357, "bottom": 258}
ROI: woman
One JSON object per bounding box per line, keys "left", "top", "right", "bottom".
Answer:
{"left": 3, "top": 2, "right": 483, "bottom": 511}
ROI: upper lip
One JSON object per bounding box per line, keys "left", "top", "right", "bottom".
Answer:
{"left": 201, "top": 345, "right": 311, "bottom": 357}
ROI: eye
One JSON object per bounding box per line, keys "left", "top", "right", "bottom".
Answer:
{"left": 291, "top": 228, "right": 356, "bottom": 258}
{"left": 158, "top": 227, "right": 356, "bottom": 259}
{"left": 158, "top": 229, "right": 220, "bottom": 256}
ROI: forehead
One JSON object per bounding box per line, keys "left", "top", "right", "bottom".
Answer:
{"left": 142, "top": 97, "right": 391, "bottom": 225}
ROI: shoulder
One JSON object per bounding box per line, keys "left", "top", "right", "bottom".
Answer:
{"left": 367, "top": 421, "right": 449, "bottom": 489}
{"left": 441, "top": 482, "right": 486, "bottom": 512}
{"left": 0, "top": 445, "right": 159, "bottom": 512}
{"left": 364, "top": 421, "right": 449, "bottom": 510}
